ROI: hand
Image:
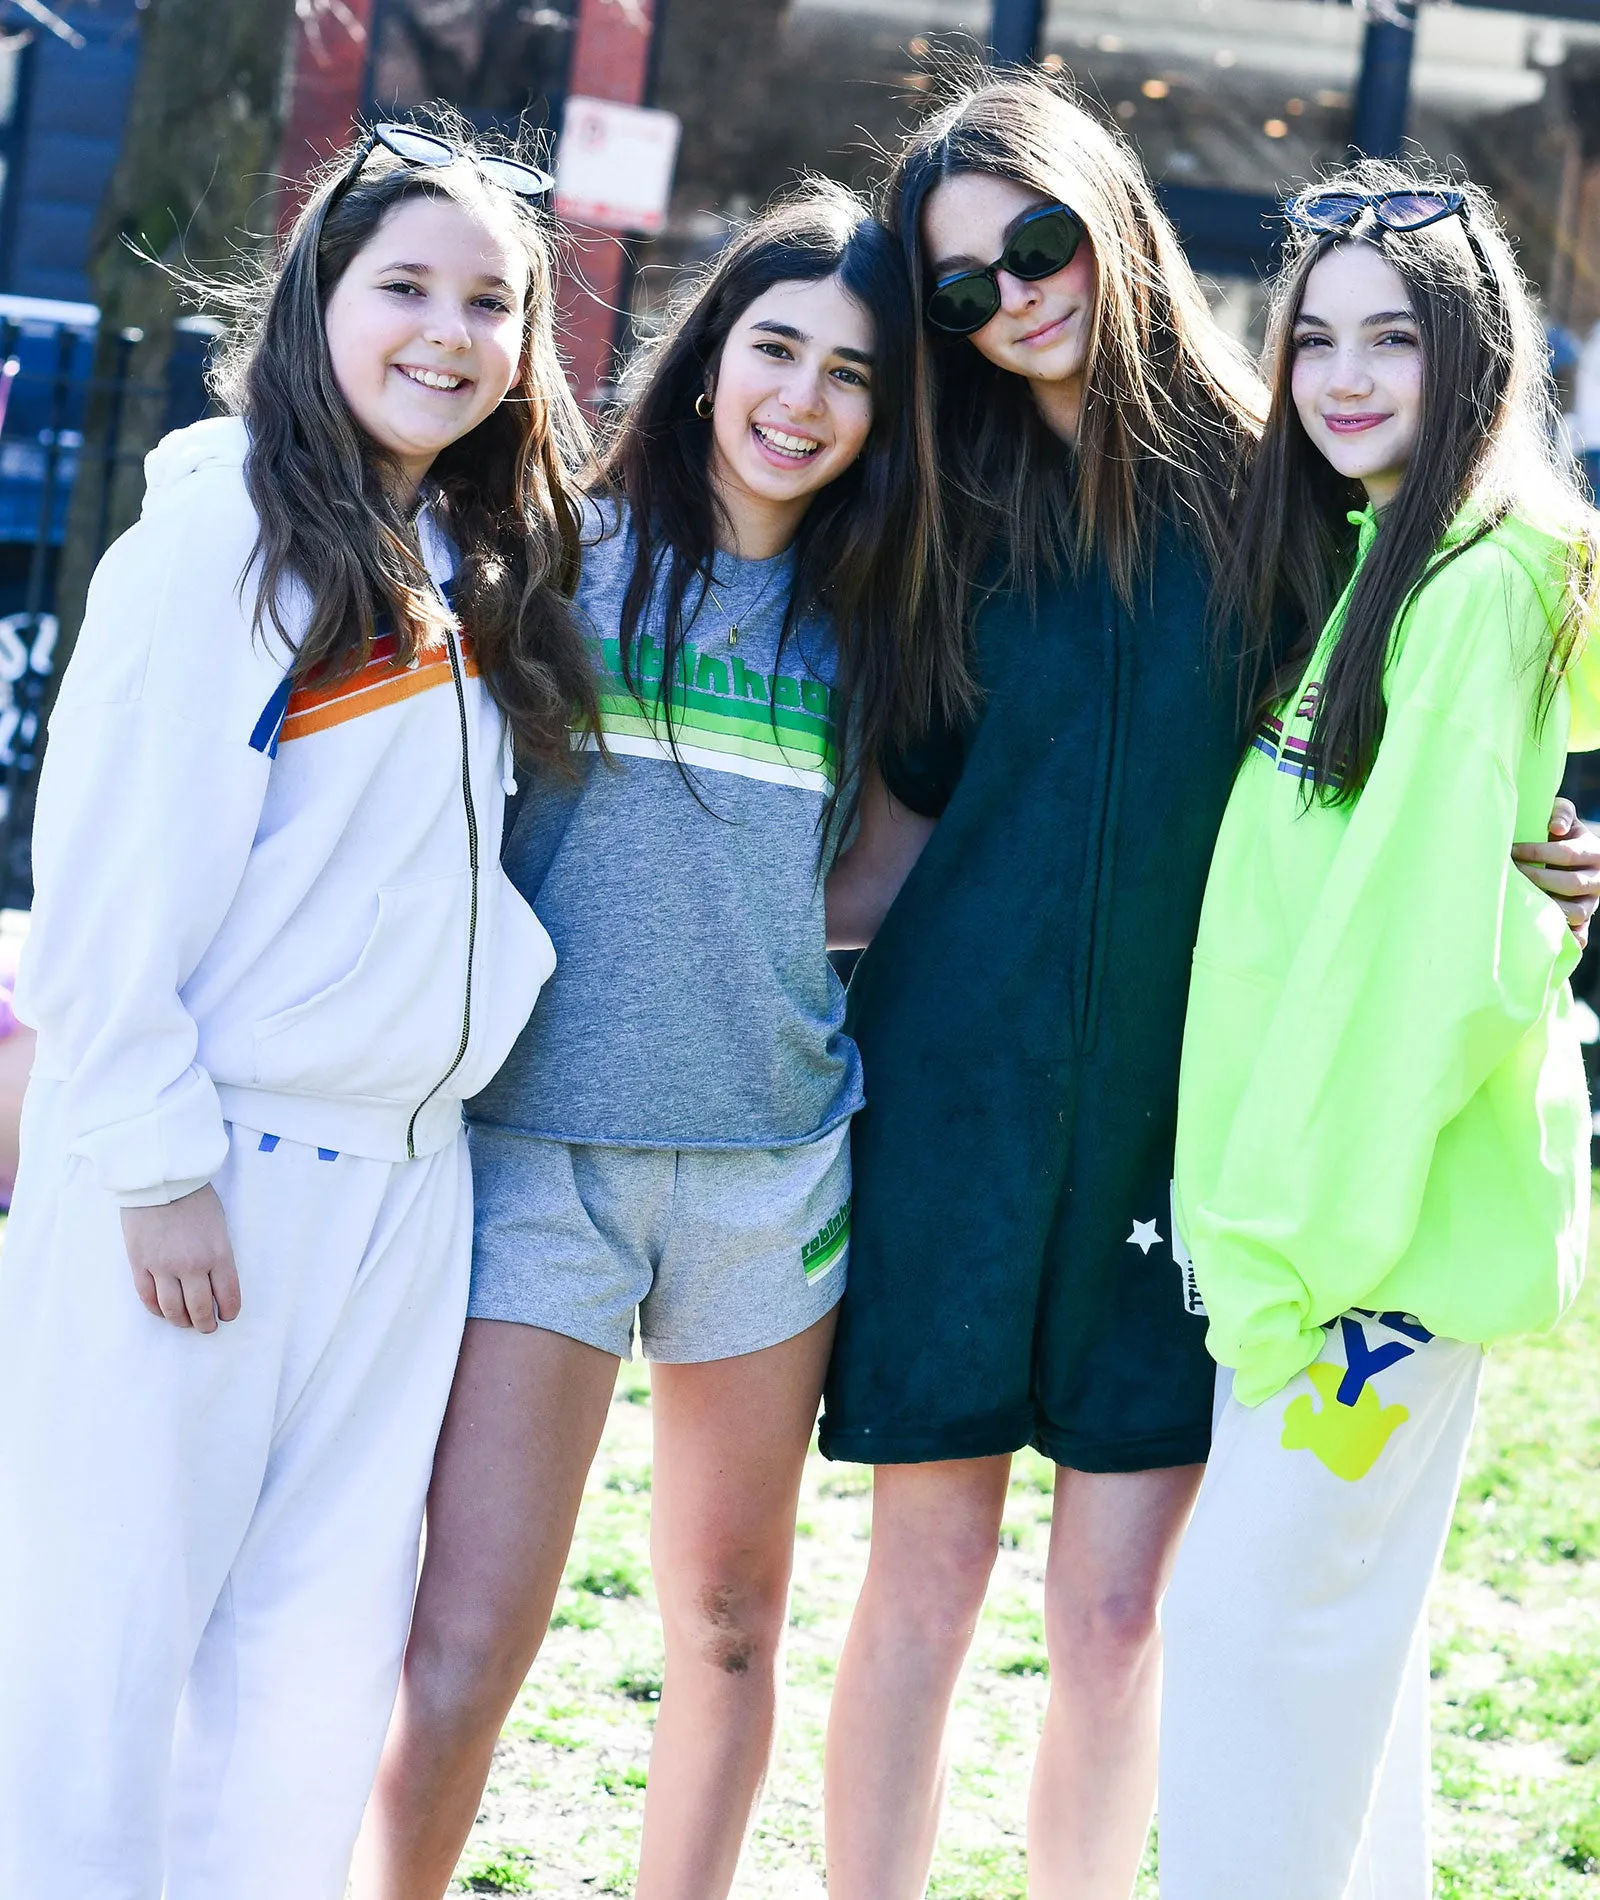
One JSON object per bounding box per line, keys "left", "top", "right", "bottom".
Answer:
{"left": 1511, "top": 797, "right": 1600, "bottom": 949}
{"left": 121, "top": 1184, "right": 241, "bottom": 1333}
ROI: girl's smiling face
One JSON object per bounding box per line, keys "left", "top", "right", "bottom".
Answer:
{"left": 921, "top": 171, "right": 1099, "bottom": 440}
{"left": 323, "top": 191, "right": 529, "bottom": 499}
{"left": 707, "top": 274, "right": 875, "bottom": 555}
{"left": 1290, "top": 241, "right": 1423, "bottom": 509}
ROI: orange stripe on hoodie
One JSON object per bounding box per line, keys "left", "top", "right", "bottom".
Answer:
{"left": 279, "top": 632, "right": 480, "bottom": 744}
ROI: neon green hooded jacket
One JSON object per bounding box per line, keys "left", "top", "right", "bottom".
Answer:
{"left": 1175, "top": 508, "right": 1596, "bottom": 1407}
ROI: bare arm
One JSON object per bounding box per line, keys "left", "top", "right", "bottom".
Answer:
{"left": 826, "top": 764, "right": 937, "bottom": 951}
{"left": 1511, "top": 797, "right": 1600, "bottom": 949}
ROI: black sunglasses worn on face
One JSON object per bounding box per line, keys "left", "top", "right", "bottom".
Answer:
{"left": 925, "top": 202, "right": 1087, "bottom": 336}
{"left": 326, "top": 122, "right": 554, "bottom": 220}
{"left": 1284, "top": 188, "right": 1468, "bottom": 235}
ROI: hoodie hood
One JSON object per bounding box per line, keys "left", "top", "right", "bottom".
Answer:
{"left": 1567, "top": 588, "right": 1600, "bottom": 752}
{"left": 1486, "top": 510, "right": 1600, "bottom": 752}
{"left": 142, "top": 415, "right": 248, "bottom": 506}
{"left": 1355, "top": 502, "right": 1600, "bottom": 751}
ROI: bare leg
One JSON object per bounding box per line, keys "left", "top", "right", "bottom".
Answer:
{"left": 824, "top": 1457, "right": 1012, "bottom": 1900}
{"left": 1026, "top": 1464, "right": 1204, "bottom": 1900}
{"left": 636, "top": 1311, "right": 835, "bottom": 1900}
{"left": 349, "top": 1320, "right": 619, "bottom": 1900}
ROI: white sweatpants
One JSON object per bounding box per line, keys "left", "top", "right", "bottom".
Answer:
{"left": 1159, "top": 1312, "right": 1483, "bottom": 1900}
{"left": 0, "top": 1084, "right": 472, "bottom": 1900}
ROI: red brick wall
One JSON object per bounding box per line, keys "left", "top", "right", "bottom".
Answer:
{"left": 269, "top": 0, "right": 654, "bottom": 407}
{"left": 558, "top": 0, "right": 658, "bottom": 408}
{"left": 276, "top": 0, "right": 377, "bottom": 222}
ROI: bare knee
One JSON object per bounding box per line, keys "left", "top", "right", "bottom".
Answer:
{"left": 400, "top": 1603, "right": 543, "bottom": 1738}
{"left": 659, "top": 1560, "right": 791, "bottom": 1678}
{"left": 1044, "top": 1578, "right": 1163, "bottom": 1690}
{"left": 697, "top": 1576, "right": 784, "bottom": 1675}
{"left": 865, "top": 1519, "right": 999, "bottom": 1653}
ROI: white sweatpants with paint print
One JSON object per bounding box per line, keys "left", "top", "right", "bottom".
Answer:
{"left": 1159, "top": 1312, "right": 1483, "bottom": 1900}
{"left": 0, "top": 1083, "right": 471, "bottom": 1900}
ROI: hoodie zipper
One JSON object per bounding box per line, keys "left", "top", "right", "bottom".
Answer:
{"left": 1073, "top": 582, "right": 1127, "bottom": 1051}
{"left": 406, "top": 621, "right": 479, "bottom": 1159}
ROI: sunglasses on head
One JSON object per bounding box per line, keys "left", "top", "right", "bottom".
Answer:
{"left": 1284, "top": 188, "right": 1467, "bottom": 235}
{"left": 325, "top": 121, "right": 554, "bottom": 221}
{"left": 924, "top": 201, "right": 1086, "bottom": 336}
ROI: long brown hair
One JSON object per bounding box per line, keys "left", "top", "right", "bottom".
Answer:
{"left": 884, "top": 70, "right": 1266, "bottom": 612}
{"left": 1219, "top": 158, "right": 1600, "bottom": 803}
{"left": 209, "top": 114, "right": 598, "bottom": 769}
{"left": 599, "top": 178, "right": 957, "bottom": 840}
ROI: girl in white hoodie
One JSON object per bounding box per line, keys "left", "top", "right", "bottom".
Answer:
{"left": 0, "top": 122, "right": 597, "bottom": 1900}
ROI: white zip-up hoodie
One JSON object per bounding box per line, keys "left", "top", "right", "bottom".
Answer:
{"left": 16, "top": 416, "right": 556, "bottom": 1205}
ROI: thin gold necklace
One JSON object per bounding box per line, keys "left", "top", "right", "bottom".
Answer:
{"left": 702, "top": 561, "right": 784, "bottom": 648}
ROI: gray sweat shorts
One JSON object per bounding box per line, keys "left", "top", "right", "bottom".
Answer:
{"left": 465, "top": 1122, "right": 850, "bottom": 1362}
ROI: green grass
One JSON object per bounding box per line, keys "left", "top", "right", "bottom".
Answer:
{"left": 451, "top": 1271, "right": 1600, "bottom": 1896}
{"left": 457, "top": 1847, "right": 536, "bottom": 1892}
{"left": 1427, "top": 1260, "right": 1600, "bottom": 1899}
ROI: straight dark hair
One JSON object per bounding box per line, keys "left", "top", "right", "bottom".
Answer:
{"left": 884, "top": 69, "right": 1266, "bottom": 612}
{"left": 209, "top": 112, "right": 599, "bottom": 770}
{"left": 1219, "top": 159, "right": 1600, "bottom": 803}
{"left": 599, "top": 177, "right": 959, "bottom": 839}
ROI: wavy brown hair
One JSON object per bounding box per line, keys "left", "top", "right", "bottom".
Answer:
{"left": 1218, "top": 158, "right": 1600, "bottom": 803}
{"left": 599, "top": 177, "right": 957, "bottom": 842}
{"left": 209, "top": 113, "right": 598, "bottom": 768}
{"left": 884, "top": 69, "right": 1266, "bottom": 613}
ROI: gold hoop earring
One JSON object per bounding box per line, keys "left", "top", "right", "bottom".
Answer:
{"left": 695, "top": 391, "right": 714, "bottom": 419}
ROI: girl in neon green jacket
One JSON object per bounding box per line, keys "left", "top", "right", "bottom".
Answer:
{"left": 1159, "top": 165, "right": 1600, "bottom": 1900}
{"left": 1177, "top": 508, "right": 1593, "bottom": 1407}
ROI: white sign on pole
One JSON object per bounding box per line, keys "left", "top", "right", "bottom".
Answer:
{"left": 554, "top": 96, "right": 682, "bottom": 236}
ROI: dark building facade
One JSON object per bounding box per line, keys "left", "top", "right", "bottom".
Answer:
{"left": 630, "top": 0, "right": 1600, "bottom": 351}
{"left": 3, "top": 1, "right": 1600, "bottom": 384}
{"left": 0, "top": 0, "right": 139, "bottom": 304}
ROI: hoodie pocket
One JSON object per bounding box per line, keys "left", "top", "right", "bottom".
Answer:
{"left": 252, "top": 871, "right": 471, "bottom": 1102}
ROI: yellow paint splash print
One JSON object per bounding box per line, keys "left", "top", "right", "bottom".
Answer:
{"left": 1277, "top": 1314, "right": 1431, "bottom": 1480}
{"left": 1281, "top": 1363, "right": 1410, "bottom": 1482}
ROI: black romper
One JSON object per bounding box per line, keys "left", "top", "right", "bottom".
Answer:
{"left": 819, "top": 534, "right": 1245, "bottom": 1471}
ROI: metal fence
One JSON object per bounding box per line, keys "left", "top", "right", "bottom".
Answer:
{"left": 0, "top": 297, "right": 216, "bottom": 907}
